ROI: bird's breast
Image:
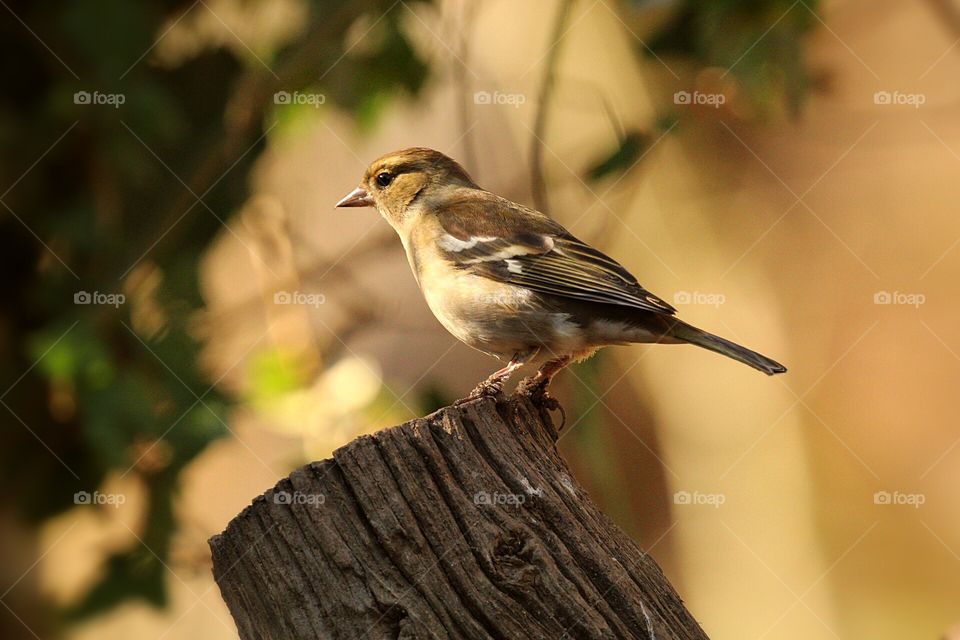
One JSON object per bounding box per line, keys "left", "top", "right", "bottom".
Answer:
{"left": 413, "top": 252, "right": 589, "bottom": 359}
{"left": 416, "top": 249, "right": 518, "bottom": 351}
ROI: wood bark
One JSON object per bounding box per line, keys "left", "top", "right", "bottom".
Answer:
{"left": 210, "top": 396, "right": 709, "bottom": 639}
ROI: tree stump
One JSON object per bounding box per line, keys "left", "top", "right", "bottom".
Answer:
{"left": 209, "top": 396, "right": 708, "bottom": 639}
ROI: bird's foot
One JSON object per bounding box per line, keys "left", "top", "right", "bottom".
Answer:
{"left": 455, "top": 354, "right": 530, "bottom": 405}
{"left": 515, "top": 376, "right": 565, "bottom": 431}
{"left": 516, "top": 376, "right": 559, "bottom": 411}
{"left": 454, "top": 379, "right": 505, "bottom": 405}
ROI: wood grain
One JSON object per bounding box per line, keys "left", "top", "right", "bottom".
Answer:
{"left": 210, "top": 396, "right": 708, "bottom": 639}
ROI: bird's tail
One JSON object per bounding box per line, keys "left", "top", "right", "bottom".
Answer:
{"left": 668, "top": 320, "right": 787, "bottom": 376}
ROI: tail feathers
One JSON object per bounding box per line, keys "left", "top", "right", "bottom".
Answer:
{"left": 669, "top": 321, "right": 787, "bottom": 376}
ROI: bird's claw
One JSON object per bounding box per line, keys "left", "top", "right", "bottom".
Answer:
{"left": 515, "top": 375, "right": 544, "bottom": 397}
{"left": 455, "top": 379, "right": 505, "bottom": 405}
{"left": 515, "top": 377, "right": 555, "bottom": 407}
{"left": 515, "top": 377, "right": 565, "bottom": 430}
{"left": 524, "top": 389, "right": 560, "bottom": 413}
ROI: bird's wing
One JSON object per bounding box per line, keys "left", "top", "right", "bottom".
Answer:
{"left": 436, "top": 196, "right": 676, "bottom": 315}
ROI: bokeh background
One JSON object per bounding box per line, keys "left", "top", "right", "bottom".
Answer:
{"left": 2, "top": 0, "right": 958, "bottom": 638}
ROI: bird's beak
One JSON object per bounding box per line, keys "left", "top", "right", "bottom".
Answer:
{"left": 335, "top": 186, "right": 374, "bottom": 208}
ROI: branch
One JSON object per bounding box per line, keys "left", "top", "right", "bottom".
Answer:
{"left": 126, "top": 1, "right": 369, "bottom": 265}
{"left": 529, "top": 0, "right": 575, "bottom": 213}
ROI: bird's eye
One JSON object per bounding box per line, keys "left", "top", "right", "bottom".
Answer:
{"left": 375, "top": 172, "right": 394, "bottom": 188}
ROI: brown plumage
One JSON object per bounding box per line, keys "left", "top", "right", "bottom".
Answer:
{"left": 336, "top": 147, "right": 786, "bottom": 402}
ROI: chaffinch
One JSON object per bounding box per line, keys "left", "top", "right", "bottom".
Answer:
{"left": 337, "top": 147, "right": 785, "bottom": 402}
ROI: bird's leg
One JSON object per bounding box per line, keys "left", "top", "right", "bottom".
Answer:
{"left": 463, "top": 351, "right": 530, "bottom": 401}
{"left": 516, "top": 355, "right": 571, "bottom": 409}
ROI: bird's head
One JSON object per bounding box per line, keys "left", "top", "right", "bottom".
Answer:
{"left": 336, "top": 147, "right": 477, "bottom": 229}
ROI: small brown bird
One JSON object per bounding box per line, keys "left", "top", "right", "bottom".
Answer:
{"left": 337, "top": 148, "right": 785, "bottom": 402}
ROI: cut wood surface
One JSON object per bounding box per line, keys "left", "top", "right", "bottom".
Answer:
{"left": 210, "top": 396, "right": 709, "bottom": 639}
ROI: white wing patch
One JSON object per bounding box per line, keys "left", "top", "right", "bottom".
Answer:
{"left": 440, "top": 233, "right": 555, "bottom": 267}
{"left": 437, "top": 234, "right": 498, "bottom": 252}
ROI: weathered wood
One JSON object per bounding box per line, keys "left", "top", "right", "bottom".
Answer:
{"left": 210, "top": 396, "right": 708, "bottom": 640}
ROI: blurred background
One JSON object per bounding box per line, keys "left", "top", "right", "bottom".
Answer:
{"left": 1, "top": 0, "right": 958, "bottom": 638}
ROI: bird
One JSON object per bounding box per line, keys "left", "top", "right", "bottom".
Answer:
{"left": 336, "top": 147, "right": 786, "bottom": 405}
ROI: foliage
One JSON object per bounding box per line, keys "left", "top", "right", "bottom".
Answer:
{"left": 0, "top": 0, "right": 431, "bottom": 624}
{"left": 647, "top": 0, "right": 818, "bottom": 115}
{"left": 587, "top": 0, "right": 818, "bottom": 181}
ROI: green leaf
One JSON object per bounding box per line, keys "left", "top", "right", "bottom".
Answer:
{"left": 586, "top": 131, "right": 652, "bottom": 182}
{"left": 248, "top": 349, "right": 307, "bottom": 401}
